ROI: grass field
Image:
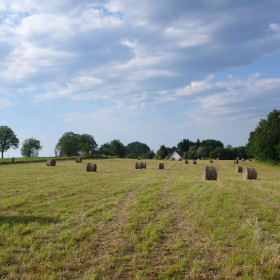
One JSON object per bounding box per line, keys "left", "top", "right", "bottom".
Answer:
{"left": 1, "top": 159, "right": 280, "bottom": 279}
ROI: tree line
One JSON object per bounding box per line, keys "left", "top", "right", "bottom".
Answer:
{"left": 1, "top": 109, "right": 279, "bottom": 163}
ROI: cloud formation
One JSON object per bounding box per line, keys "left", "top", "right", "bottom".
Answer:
{"left": 0, "top": 0, "right": 280, "bottom": 155}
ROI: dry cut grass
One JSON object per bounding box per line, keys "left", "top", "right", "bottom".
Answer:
{"left": 0, "top": 159, "right": 280, "bottom": 279}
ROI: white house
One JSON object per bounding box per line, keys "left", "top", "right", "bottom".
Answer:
{"left": 169, "top": 150, "right": 184, "bottom": 160}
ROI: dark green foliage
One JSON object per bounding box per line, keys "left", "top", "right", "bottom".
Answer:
{"left": 186, "top": 146, "right": 198, "bottom": 159}
{"left": 203, "top": 139, "right": 224, "bottom": 149}
{"left": 144, "top": 150, "right": 155, "bottom": 159}
{"left": 99, "top": 142, "right": 112, "bottom": 155}
{"left": 247, "top": 109, "right": 280, "bottom": 163}
{"left": 55, "top": 132, "right": 97, "bottom": 157}
{"left": 197, "top": 146, "right": 208, "bottom": 158}
{"left": 155, "top": 145, "right": 169, "bottom": 159}
{"left": 0, "top": 126, "right": 20, "bottom": 158}
{"left": 78, "top": 134, "right": 98, "bottom": 155}
{"left": 177, "top": 139, "right": 190, "bottom": 152}
{"left": 21, "top": 138, "right": 42, "bottom": 157}
{"left": 125, "top": 141, "right": 150, "bottom": 157}
{"left": 110, "top": 139, "right": 126, "bottom": 158}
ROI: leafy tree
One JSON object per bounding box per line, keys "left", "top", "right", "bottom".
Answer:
{"left": 110, "top": 139, "right": 126, "bottom": 158}
{"left": 0, "top": 126, "right": 20, "bottom": 158}
{"left": 177, "top": 139, "right": 190, "bottom": 152}
{"left": 236, "top": 146, "right": 247, "bottom": 159}
{"left": 21, "top": 138, "right": 42, "bottom": 157}
{"left": 145, "top": 150, "right": 155, "bottom": 159}
{"left": 125, "top": 141, "right": 150, "bottom": 157}
{"left": 247, "top": 109, "right": 280, "bottom": 163}
{"left": 55, "top": 132, "right": 80, "bottom": 156}
{"left": 203, "top": 139, "right": 224, "bottom": 149}
{"left": 210, "top": 147, "right": 224, "bottom": 159}
{"left": 99, "top": 142, "right": 112, "bottom": 155}
{"left": 78, "top": 134, "right": 98, "bottom": 155}
{"left": 197, "top": 146, "right": 208, "bottom": 158}
{"left": 155, "top": 145, "right": 169, "bottom": 158}
{"left": 187, "top": 146, "right": 198, "bottom": 159}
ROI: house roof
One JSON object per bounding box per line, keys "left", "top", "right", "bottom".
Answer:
{"left": 176, "top": 150, "right": 184, "bottom": 158}
{"left": 165, "top": 153, "right": 171, "bottom": 159}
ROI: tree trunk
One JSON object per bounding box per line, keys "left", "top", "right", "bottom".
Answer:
{"left": 1, "top": 151, "right": 3, "bottom": 158}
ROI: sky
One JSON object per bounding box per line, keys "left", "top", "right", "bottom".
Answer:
{"left": 1, "top": 0, "right": 280, "bottom": 157}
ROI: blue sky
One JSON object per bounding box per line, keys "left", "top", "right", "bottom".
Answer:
{"left": 1, "top": 0, "right": 280, "bottom": 157}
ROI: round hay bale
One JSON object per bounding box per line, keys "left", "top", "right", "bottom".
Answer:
{"left": 201, "top": 157, "right": 204, "bottom": 160}
{"left": 158, "top": 157, "right": 161, "bottom": 160}
{"left": 76, "top": 157, "right": 82, "bottom": 163}
{"left": 86, "top": 163, "right": 97, "bottom": 172}
{"left": 235, "top": 166, "right": 243, "bottom": 173}
{"left": 137, "top": 156, "right": 141, "bottom": 160}
{"left": 203, "top": 166, "right": 218, "bottom": 180}
{"left": 193, "top": 160, "right": 197, "bottom": 164}
{"left": 243, "top": 167, "right": 257, "bottom": 180}
{"left": 179, "top": 158, "right": 182, "bottom": 161}
{"left": 185, "top": 159, "right": 188, "bottom": 164}
{"left": 217, "top": 158, "right": 220, "bottom": 160}
{"left": 237, "top": 157, "right": 239, "bottom": 160}
{"left": 159, "top": 163, "right": 164, "bottom": 169}
{"left": 234, "top": 159, "right": 239, "bottom": 164}
{"left": 210, "top": 159, "right": 213, "bottom": 163}
{"left": 46, "top": 159, "right": 56, "bottom": 166}
{"left": 135, "top": 162, "right": 142, "bottom": 169}
{"left": 241, "top": 158, "right": 245, "bottom": 161}
{"left": 102, "top": 155, "right": 107, "bottom": 159}
{"left": 249, "top": 158, "right": 252, "bottom": 161}
{"left": 172, "top": 157, "right": 175, "bottom": 161}
{"left": 141, "top": 162, "right": 146, "bottom": 169}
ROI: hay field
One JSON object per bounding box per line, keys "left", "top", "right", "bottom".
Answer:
{"left": 1, "top": 159, "right": 280, "bottom": 279}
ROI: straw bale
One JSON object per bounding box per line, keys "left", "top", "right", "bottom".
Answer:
{"left": 234, "top": 159, "right": 239, "bottom": 164}
{"left": 203, "top": 166, "right": 218, "bottom": 180}
{"left": 158, "top": 157, "right": 161, "bottom": 160}
{"left": 241, "top": 158, "right": 245, "bottom": 161}
{"left": 137, "top": 156, "right": 141, "bottom": 160}
{"left": 76, "top": 157, "right": 82, "bottom": 163}
{"left": 86, "top": 163, "right": 97, "bottom": 172}
{"left": 179, "top": 158, "right": 182, "bottom": 161}
{"left": 235, "top": 166, "right": 243, "bottom": 173}
{"left": 185, "top": 159, "right": 188, "bottom": 164}
{"left": 193, "top": 160, "right": 197, "bottom": 164}
{"left": 210, "top": 159, "right": 213, "bottom": 163}
{"left": 159, "top": 163, "right": 164, "bottom": 169}
{"left": 249, "top": 158, "right": 252, "bottom": 161}
{"left": 243, "top": 167, "right": 257, "bottom": 180}
{"left": 141, "top": 162, "right": 146, "bottom": 169}
{"left": 46, "top": 159, "right": 56, "bottom": 166}
{"left": 135, "top": 162, "right": 142, "bottom": 169}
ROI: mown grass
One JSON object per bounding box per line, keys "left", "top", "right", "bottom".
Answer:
{"left": 0, "top": 159, "right": 280, "bottom": 279}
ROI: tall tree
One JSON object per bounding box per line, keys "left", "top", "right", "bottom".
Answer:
{"left": 177, "top": 139, "right": 190, "bottom": 152}
{"left": 125, "top": 141, "right": 150, "bottom": 157}
{"left": 55, "top": 132, "right": 80, "bottom": 156}
{"left": 110, "top": 139, "right": 126, "bottom": 158}
{"left": 78, "top": 134, "right": 98, "bottom": 155}
{"left": 247, "top": 109, "right": 280, "bottom": 163}
{"left": 99, "top": 142, "right": 112, "bottom": 155}
{"left": 21, "top": 138, "right": 42, "bottom": 157}
{"left": 0, "top": 126, "right": 20, "bottom": 158}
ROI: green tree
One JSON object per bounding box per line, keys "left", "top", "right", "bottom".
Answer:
{"left": 145, "top": 150, "right": 155, "bottom": 159}
{"left": 99, "top": 142, "right": 112, "bottom": 155}
{"left": 187, "top": 146, "right": 198, "bottom": 159}
{"left": 21, "top": 138, "right": 42, "bottom": 157}
{"left": 197, "top": 146, "right": 208, "bottom": 158}
{"left": 78, "top": 134, "right": 98, "bottom": 155}
{"left": 0, "top": 126, "right": 20, "bottom": 158}
{"left": 155, "top": 145, "right": 169, "bottom": 158}
{"left": 247, "top": 109, "right": 280, "bottom": 163}
{"left": 110, "top": 139, "right": 126, "bottom": 158}
{"left": 177, "top": 139, "right": 190, "bottom": 153}
{"left": 55, "top": 132, "right": 80, "bottom": 156}
{"left": 125, "top": 141, "right": 150, "bottom": 157}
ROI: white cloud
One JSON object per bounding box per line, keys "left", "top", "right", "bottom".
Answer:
{"left": 0, "top": 98, "right": 18, "bottom": 107}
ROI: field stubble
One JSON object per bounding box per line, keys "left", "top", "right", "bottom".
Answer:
{"left": 0, "top": 159, "right": 280, "bottom": 279}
